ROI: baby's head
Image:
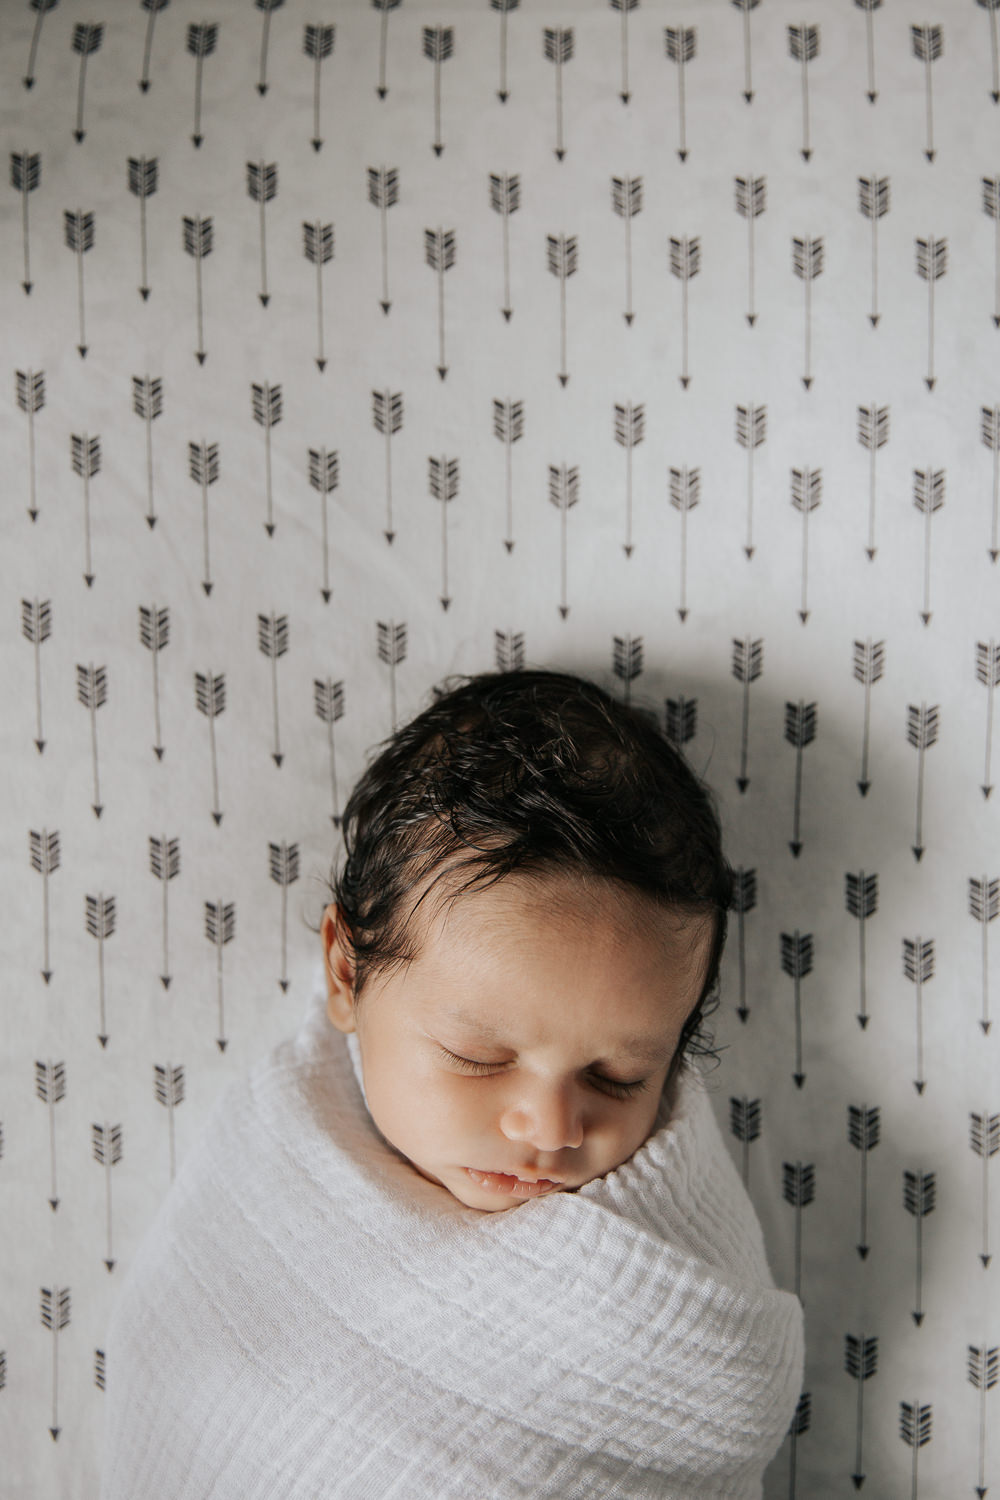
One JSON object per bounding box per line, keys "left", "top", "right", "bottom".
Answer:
{"left": 322, "top": 668, "right": 733, "bottom": 1212}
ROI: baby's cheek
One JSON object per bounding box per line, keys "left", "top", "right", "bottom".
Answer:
{"left": 408, "top": 1073, "right": 476, "bottom": 1139}
{"left": 612, "top": 1097, "right": 662, "bottom": 1164}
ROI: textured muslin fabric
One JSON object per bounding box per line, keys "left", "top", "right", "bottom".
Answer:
{"left": 99, "top": 985, "right": 803, "bottom": 1500}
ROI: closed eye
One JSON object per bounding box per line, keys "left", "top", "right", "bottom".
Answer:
{"left": 434, "top": 1044, "right": 649, "bottom": 1100}
{"left": 436, "top": 1045, "right": 496, "bottom": 1075}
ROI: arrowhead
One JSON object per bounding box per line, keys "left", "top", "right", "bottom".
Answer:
{"left": 915, "top": 1079, "right": 925, "bottom": 1094}
{"left": 678, "top": 150, "right": 688, "bottom": 162}
{"left": 503, "top": 539, "right": 514, "bottom": 553}
{"left": 35, "top": 740, "right": 45, "bottom": 753}
{"left": 559, "top": 605, "right": 569, "bottom": 619}
{"left": 74, "top": 130, "right": 85, "bottom": 143}
{"left": 24, "top": 76, "right": 34, "bottom": 88}
{"left": 852, "top": 1475, "right": 866, "bottom": 1489}
{"left": 49, "top": 1198, "right": 59, "bottom": 1211}
{"left": 994, "top": 316, "right": 1000, "bottom": 328}
{"left": 737, "top": 1006, "right": 749, "bottom": 1023}
{"left": 78, "top": 345, "right": 88, "bottom": 358}
{"left": 868, "top": 91, "right": 877, "bottom": 103}
{"left": 257, "top": 83, "right": 268, "bottom": 96}
{"left": 259, "top": 293, "right": 270, "bottom": 307}
{"left": 857, "top": 1013, "right": 869, "bottom": 1029}
{"left": 41, "top": 970, "right": 52, "bottom": 984}
{"left": 623, "top": 544, "right": 633, "bottom": 558}
{"left": 793, "top": 1073, "right": 806, "bottom": 1089}
{"left": 991, "top": 550, "right": 999, "bottom": 563}
{"left": 983, "top": 785, "right": 993, "bottom": 799}
{"left": 802, "top": 376, "right": 812, "bottom": 390}
{"left": 746, "top": 313, "right": 757, "bottom": 326}
{"left": 744, "top": 90, "right": 753, "bottom": 103}
{"left": 624, "top": 312, "right": 634, "bottom": 325}
{"left": 558, "top": 373, "right": 569, "bottom": 387}
{"left": 265, "top": 522, "right": 275, "bottom": 536}
{"left": 85, "top": 574, "right": 95, "bottom": 587}
{"left": 161, "top": 974, "right": 171, "bottom": 989}
{"left": 799, "top": 611, "right": 809, "bottom": 624}
{"left": 677, "top": 608, "right": 688, "bottom": 622}
{"left": 858, "top": 781, "right": 871, "bottom": 796}
{"left": 440, "top": 596, "right": 451, "bottom": 611}
{"left": 196, "top": 351, "right": 206, "bottom": 365}
{"left": 212, "top": 810, "right": 223, "bottom": 825}
{"left": 381, "top": 301, "right": 391, "bottom": 314}
{"left": 789, "top": 841, "right": 802, "bottom": 857}
{"left": 736, "top": 777, "right": 749, "bottom": 793}
{"left": 146, "top": 514, "right": 156, "bottom": 529}
{"left": 93, "top": 804, "right": 103, "bottom": 818}
{"left": 28, "top": 509, "right": 38, "bottom": 521}
{"left": 913, "top": 846, "right": 924, "bottom": 862}
{"left": 976, "top": 1489, "right": 987, "bottom": 1499}
{"left": 331, "top": 814, "right": 341, "bottom": 828}
{"left": 272, "top": 752, "right": 284, "bottom": 767}
{"left": 498, "top": 91, "right": 509, "bottom": 103}
{"left": 384, "top": 529, "right": 395, "bottom": 544}
{"left": 983, "top": 1255, "right": 993, "bottom": 1268}
{"left": 857, "top": 1244, "right": 869, "bottom": 1259}
{"left": 23, "top": 281, "right": 32, "bottom": 294}
{"left": 925, "top": 377, "right": 935, "bottom": 390}
{"left": 98, "top": 1034, "right": 108, "bottom": 1048}
{"left": 744, "top": 546, "right": 755, "bottom": 559}
{"left": 192, "top": 134, "right": 203, "bottom": 147}
{"left": 926, "top": 150, "right": 935, "bottom": 162}
{"left": 620, "top": 92, "right": 630, "bottom": 104}
{"left": 913, "top": 1310, "right": 924, "bottom": 1324}
{"left": 321, "top": 588, "right": 331, "bottom": 603}
{"left": 377, "top": 87, "right": 387, "bottom": 100}
{"left": 801, "top": 149, "right": 812, "bottom": 162}
{"left": 994, "top": 92, "right": 1000, "bottom": 104}
{"left": 279, "top": 978, "right": 290, "bottom": 992}
{"left": 312, "top": 139, "right": 322, "bottom": 151}
{"left": 433, "top": 143, "right": 443, "bottom": 157}
{"left": 981, "top": 1019, "right": 993, "bottom": 1034}
{"left": 153, "top": 745, "right": 164, "bottom": 760}
{"left": 865, "top": 547, "right": 877, "bottom": 560}
{"left": 555, "top": 149, "right": 565, "bottom": 161}
{"left": 920, "top": 612, "right": 931, "bottom": 625}
{"left": 437, "top": 366, "right": 448, "bottom": 380}
{"left": 202, "top": 580, "right": 213, "bottom": 596}
{"left": 316, "top": 359, "right": 327, "bottom": 371}
{"left": 105, "top": 1257, "right": 116, "bottom": 1270}
{"left": 140, "top": 78, "right": 150, "bottom": 93}
{"left": 217, "top": 1037, "right": 227, "bottom": 1052}
{"left": 869, "top": 314, "right": 880, "bottom": 327}
{"left": 49, "top": 1429, "right": 60, "bottom": 1441}
{"left": 502, "top": 307, "right": 513, "bottom": 320}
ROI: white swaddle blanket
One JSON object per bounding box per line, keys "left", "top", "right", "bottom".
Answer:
{"left": 100, "top": 984, "right": 803, "bottom": 1499}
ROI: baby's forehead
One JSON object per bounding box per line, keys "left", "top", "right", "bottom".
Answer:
{"left": 428, "top": 867, "right": 708, "bottom": 956}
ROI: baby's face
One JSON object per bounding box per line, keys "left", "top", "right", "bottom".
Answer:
{"left": 322, "top": 876, "right": 713, "bottom": 1213}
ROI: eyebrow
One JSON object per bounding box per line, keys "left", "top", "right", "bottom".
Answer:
{"left": 439, "top": 1006, "right": 671, "bottom": 1065}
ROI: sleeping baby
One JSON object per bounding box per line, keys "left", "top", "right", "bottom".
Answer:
{"left": 101, "top": 668, "right": 804, "bottom": 1499}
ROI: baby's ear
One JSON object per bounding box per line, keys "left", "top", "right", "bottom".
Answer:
{"left": 321, "top": 904, "right": 357, "bottom": 1032}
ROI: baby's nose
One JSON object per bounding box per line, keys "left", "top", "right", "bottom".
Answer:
{"left": 499, "top": 1083, "right": 584, "bottom": 1153}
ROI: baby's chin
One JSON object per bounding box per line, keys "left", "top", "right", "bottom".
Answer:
{"left": 460, "top": 1194, "right": 521, "bottom": 1213}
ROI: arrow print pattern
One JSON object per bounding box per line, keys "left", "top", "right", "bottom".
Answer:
{"left": 5, "top": 7, "right": 999, "bottom": 1495}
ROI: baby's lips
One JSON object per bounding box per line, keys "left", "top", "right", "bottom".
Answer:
{"left": 465, "top": 1168, "right": 562, "bottom": 1196}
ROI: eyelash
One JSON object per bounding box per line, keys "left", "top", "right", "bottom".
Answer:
{"left": 435, "top": 1045, "right": 649, "bottom": 1100}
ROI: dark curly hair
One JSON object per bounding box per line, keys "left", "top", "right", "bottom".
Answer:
{"left": 328, "top": 668, "right": 733, "bottom": 1078}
